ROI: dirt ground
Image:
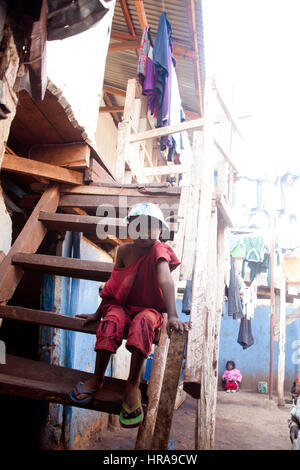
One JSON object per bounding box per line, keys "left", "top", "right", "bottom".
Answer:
{"left": 81, "top": 390, "right": 293, "bottom": 451}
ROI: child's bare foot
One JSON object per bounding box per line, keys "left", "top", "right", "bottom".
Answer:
{"left": 71, "top": 377, "right": 103, "bottom": 401}
{"left": 124, "top": 382, "right": 142, "bottom": 410}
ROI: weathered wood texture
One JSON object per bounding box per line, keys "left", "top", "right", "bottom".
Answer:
{"left": 38, "top": 211, "right": 176, "bottom": 242}
{"left": 2, "top": 153, "right": 83, "bottom": 185}
{"left": 28, "top": 142, "right": 90, "bottom": 169}
{"left": 180, "top": 131, "right": 203, "bottom": 280}
{"left": 195, "top": 207, "right": 218, "bottom": 450}
{"left": 277, "top": 270, "right": 286, "bottom": 407}
{"left": 0, "top": 305, "right": 161, "bottom": 344}
{"left": 0, "top": 185, "right": 60, "bottom": 303}
{"left": 151, "top": 330, "right": 188, "bottom": 450}
{"left": 11, "top": 253, "right": 113, "bottom": 282}
{"left": 84, "top": 157, "right": 116, "bottom": 184}
{"left": 183, "top": 84, "right": 216, "bottom": 400}
{"left": 135, "top": 317, "right": 169, "bottom": 450}
{"left": 129, "top": 117, "right": 204, "bottom": 144}
{"left": 0, "top": 354, "right": 147, "bottom": 415}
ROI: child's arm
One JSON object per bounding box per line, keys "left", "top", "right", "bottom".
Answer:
{"left": 157, "top": 259, "right": 189, "bottom": 337}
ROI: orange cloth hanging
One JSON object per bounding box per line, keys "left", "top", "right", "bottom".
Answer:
{"left": 281, "top": 257, "right": 300, "bottom": 283}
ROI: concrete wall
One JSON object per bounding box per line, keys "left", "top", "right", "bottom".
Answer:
{"left": 46, "top": 2, "right": 115, "bottom": 147}
{"left": 218, "top": 304, "right": 300, "bottom": 392}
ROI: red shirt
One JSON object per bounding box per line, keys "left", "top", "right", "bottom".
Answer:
{"left": 100, "top": 241, "right": 180, "bottom": 313}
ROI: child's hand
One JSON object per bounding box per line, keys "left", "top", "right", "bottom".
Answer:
{"left": 75, "top": 313, "right": 101, "bottom": 327}
{"left": 167, "top": 317, "right": 189, "bottom": 337}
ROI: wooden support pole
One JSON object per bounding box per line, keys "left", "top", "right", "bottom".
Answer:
{"left": 269, "top": 219, "right": 275, "bottom": 400}
{"left": 277, "top": 265, "right": 286, "bottom": 407}
{"left": 135, "top": 318, "right": 169, "bottom": 449}
{"left": 0, "top": 185, "right": 60, "bottom": 303}
{"left": 187, "top": 0, "right": 203, "bottom": 116}
{"left": 183, "top": 82, "right": 215, "bottom": 400}
{"left": 151, "top": 330, "right": 188, "bottom": 450}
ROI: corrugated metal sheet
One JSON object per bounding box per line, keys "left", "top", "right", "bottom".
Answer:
{"left": 104, "top": 0, "right": 206, "bottom": 114}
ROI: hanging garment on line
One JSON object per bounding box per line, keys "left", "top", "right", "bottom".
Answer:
{"left": 237, "top": 317, "right": 254, "bottom": 350}
{"left": 137, "top": 26, "right": 153, "bottom": 85}
{"left": 228, "top": 257, "right": 244, "bottom": 320}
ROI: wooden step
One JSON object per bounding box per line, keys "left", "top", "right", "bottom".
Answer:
{"left": 58, "top": 194, "right": 180, "bottom": 217}
{"left": 39, "top": 211, "right": 177, "bottom": 241}
{"left": 0, "top": 354, "right": 148, "bottom": 414}
{"left": 0, "top": 305, "right": 161, "bottom": 345}
{"left": 11, "top": 253, "right": 113, "bottom": 282}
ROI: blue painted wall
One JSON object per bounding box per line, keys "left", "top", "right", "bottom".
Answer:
{"left": 41, "top": 233, "right": 112, "bottom": 449}
{"left": 218, "top": 305, "right": 300, "bottom": 391}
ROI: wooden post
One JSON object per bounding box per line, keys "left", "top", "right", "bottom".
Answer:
{"left": 135, "top": 318, "right": 169, "bottom": 449}
{"left": 277, "top": 266, "right": 286, "bottom": 407}
{"left": 150, "top": 329, "right": 188, "bottom": 450}
{"left": 115, "top": 79, "right": 137, "bottom": 182}
{"left": 269, "top": 218, "right": 275, "bottom": 400}
{"left": 183, "top": 81, "right": 215, "bottom": 400}
{"left": 195, "top": 202, "right": 218, "bottom": 450}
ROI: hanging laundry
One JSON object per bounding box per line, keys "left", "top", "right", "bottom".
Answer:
{"left": 231, "top": 236, "right": 265, "bottom": 262}
{"left": 237, "top": 317, "right": 254, "bottom": 350}
{"left": 242, "top": 252, "right": 271, "bottom": 287}
{"left": 243, "top": 279, "right": 258, "bottom": 320}
{"left": 137, "top": 26, "right": 153, "bottom": 85}
{"left": 282, "top": 257, "right": 300, "bottom": 284}
{"left": 228, "top": 257, "right": 244, "bottom": 320}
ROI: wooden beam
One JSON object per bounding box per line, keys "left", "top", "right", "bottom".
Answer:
{"left": 110, "top": 31, "right": 196, "bottom": 59}
{"left": 2, "top": 153, "right": 83, "bottom": 185}
{"left": 143, "top": 164, "right": 190, "bottom": 177}
{"left": 28, "top": 143, "right": 90, "bottom": 170}
{"left": 58, "top": 194, "right": 180, "bottom": 215}
{"left": 59, "top": 184, "right": 181, "bottom": 196}
{"left": 151, "top": 330, "right": 188, "bottom": 450}
{"left": 11, "top": 253, "right": 113, "bottom": 282}
{"left": 99, "top": 106, "right": 124, "bottom": 113}
{"left": 187, "top": 0, "right": 203, "bottom": 116}
{"left": 0, "top": 354, "right": 148, "bottom": 415}
{"left": 103, "top": 84, "right": 126, "bottom": 97}
{"left": 216, "top": 194, "right": 234, "bottom": 228}
{"left": 0, "top": 305, "right": 161, "bottom": 344}
{"left": 0, "top": 185, "right": 60, "bottom": 303}
{"left": 108, "top": 39, "right": 140, "bottom": 51}
{"left": 213, "top": 85, "right": 244, "bottom": 139}
{"left": 129, "top": 118, "right": 204, "bottom": 143}
{"left": 214, "top": 139, "right": 239, "bottom": 174}
{"left": 120, "top": 0, "right": 136, "bottom": 36}
{"left": 102, "top": 92, "right": 121, "bottom": 126}
{"left": 134, "top": 0, "right": 148, "bottom": 30}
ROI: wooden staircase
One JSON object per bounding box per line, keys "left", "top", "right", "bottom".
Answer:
{"left": 0, "top": 182, "right": 186, "bottom": 449}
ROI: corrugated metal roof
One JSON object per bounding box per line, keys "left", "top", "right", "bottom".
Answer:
{"left": 104, "top": 0, "right": 206, "bottom": 115}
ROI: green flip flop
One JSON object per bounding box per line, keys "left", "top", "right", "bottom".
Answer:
{"left": 119, "top": 390, "right": 144, "bottom": 429}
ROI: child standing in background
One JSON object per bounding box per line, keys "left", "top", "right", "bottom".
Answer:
{"left": 222, "top": 360, "right": 242, "bottom": 393}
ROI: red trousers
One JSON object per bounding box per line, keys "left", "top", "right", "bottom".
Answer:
{"left": 95, "top": 304, "right": 164, "bottom": 358}
{"left": 224, "top": 380, "right": 239, "bottom": 391}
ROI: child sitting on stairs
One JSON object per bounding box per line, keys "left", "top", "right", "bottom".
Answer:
{"left": 70, "top": 202, "right": 189, "bottom": 428}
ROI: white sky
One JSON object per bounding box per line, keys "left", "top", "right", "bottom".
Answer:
{"left": 202, "top": 0, "right": 300, "bottom": 178}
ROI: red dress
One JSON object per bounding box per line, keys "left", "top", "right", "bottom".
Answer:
{"left": 94, "top": 241, "right": 180, "bottom": 357}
